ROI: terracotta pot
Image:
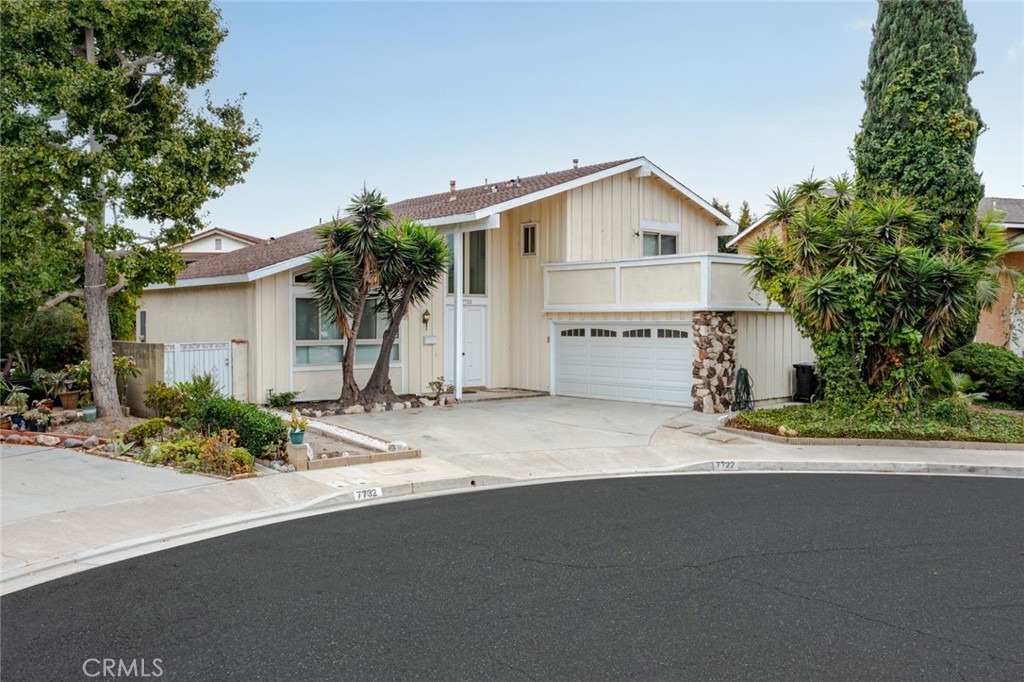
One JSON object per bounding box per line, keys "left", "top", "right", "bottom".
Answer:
{"left": 58, "top": 390, "right": 81, "bottom": 410}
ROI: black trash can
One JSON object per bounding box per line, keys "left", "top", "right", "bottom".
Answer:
{"left": 792, "top": 362, "right": 819, "bottom": 403}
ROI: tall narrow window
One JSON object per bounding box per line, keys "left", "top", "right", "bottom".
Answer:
{"left": 522, "top": 223, "right": 537, "bottom": 256}
{"left": 468, "top": 230, "right": 486, "bottom": 295}
{"left": 446, "top": 234, "right": 455, "bottom": 295}
{"left": 139, "top": 310, "right": 147, "bottom": 342}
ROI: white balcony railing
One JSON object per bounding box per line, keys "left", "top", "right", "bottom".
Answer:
{"left": 542, "top": 252, "right": 780, "bottom": 313}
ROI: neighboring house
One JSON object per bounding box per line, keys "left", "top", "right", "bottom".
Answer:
{"left": 727, "top": 195, "right": 1024, "bottom": 357}
{"left": 975, "top": 197, "right": 1024, "bottom": 355}
{"left": 178, "top": 227, "right": 264, "bottom": 264}
{"left": 141, "top": 157, "right": 814, "bottom": 411}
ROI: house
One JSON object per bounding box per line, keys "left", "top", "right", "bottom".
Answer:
{"left": 975, "top": 197, "right": 1024, "bottom": 355}
{"left": 727, "top": 196, "right": 1024, "bottom": 356}
{"left": 140, "top": 157, "right": 814, "bottom": 411}
{"left": 178, "top": 227, "right": 264, "bottom": 264}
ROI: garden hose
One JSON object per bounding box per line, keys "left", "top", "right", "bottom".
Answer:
{"left": 734, "top": 367, "right": 754, "bottom": 412}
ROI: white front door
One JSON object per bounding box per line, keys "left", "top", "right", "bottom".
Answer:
{"left": 445, "top": 302, "right": 488, "bottom": 387}
{"left": 554, "top": 323, "right": 691, "bottom": 406}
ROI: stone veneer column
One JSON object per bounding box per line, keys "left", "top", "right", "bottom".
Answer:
{"left": 691, "top": 311, "right": 738, "bottom": 413}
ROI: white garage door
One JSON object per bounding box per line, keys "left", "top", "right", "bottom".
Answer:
{"left": 554, "top": 323, "right": 692, "bottom": 406}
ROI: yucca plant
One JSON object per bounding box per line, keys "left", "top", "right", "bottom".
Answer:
{"left": 745, "top": 176, "right": 1008, "bottom": 407}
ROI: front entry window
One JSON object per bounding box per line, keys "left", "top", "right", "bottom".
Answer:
{"left": 447, "top": 231, "right": 488, "bottom": 296}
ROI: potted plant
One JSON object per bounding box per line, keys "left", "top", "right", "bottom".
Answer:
{"left": 288, "top": 409, "right": 308, "bottom": 445}
{"left": 4, "top": 388, "right": 29, "bottom": 429}
{"left": 80, "top": 390, "right": 97, "bottom": 422}
{"left": 22, "top": 408, "right": 50, "bottom": 432}
{"left": 113, "top": 355, "right": 142, "bottom": 416}
{"left": 54, "top": 369, "right": 81, "bottom": 409}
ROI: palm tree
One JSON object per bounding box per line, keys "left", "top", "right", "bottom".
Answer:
{"left": 362, "top": 221, "right": 449, "bottom": 403}
{"left": 312, "top": 189, "right": 393, "bottom": 404}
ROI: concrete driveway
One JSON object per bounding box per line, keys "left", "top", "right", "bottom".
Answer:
{"left": 322, "top": 396, "right": 687, "bottom": 459}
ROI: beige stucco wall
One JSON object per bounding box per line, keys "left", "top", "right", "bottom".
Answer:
{"left": 139, "top": 284, "right": 252, "bottom": 345}
{"left": 620, "top": 262, "right": 701, "bottom": 304}
{"left": 548, "top": 268, "right": 617, "bottom": 305}
{"left": 709, "top": 261, "right": 766, "bottom": 307}
{"left": 735, "top": 312, "right": 815, "bottom": 403}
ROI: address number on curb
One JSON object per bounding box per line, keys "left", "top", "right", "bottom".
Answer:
{"left": 353, "top": 487, "right": 383, "bottom": 501}
{"left": 713, "top": 461, "right": 736, "bottom": 470}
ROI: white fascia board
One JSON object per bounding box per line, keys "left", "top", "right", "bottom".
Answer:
{"left": 419, "top": 159, "right": 649, "bottom": 228}
{"left": 726, "top": 213, "right": 772, "bottom": 249}
{"left": 639, "top": 159, "right": 740, "bottom": 232}
{"left": 424, "top": 214, "right": 501, "bottom": 232}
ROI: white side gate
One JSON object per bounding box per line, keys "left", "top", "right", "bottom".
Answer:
{"left": 164, "top": 342, "right": 232, "bottom": 396}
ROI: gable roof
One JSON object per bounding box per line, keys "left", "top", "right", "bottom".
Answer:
{"left": 160, "top": 157, "right": 736, "bottom": 288}
{"left": 727, "top": 195, "right": 1024, "bottom": 249}
{"left": 186, "top": 227, "right": 265, "bottom": 246}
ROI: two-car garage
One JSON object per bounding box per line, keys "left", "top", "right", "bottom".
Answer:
{"left": 553, "top": 323, "right": 692, "bottom": 407}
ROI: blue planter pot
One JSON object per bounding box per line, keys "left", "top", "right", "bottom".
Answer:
{"left": 289, "top": 430, "right": 305, "bottom": 445}
{"left": 81, "top": 406, "right": 97, "bottom": 423}
{"left": 10, "top": 414, "right": 25, "bottom": 430}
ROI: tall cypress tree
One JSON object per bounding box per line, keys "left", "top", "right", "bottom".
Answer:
{"left": 854, "top": 0, "right": 984, "bottom": 238}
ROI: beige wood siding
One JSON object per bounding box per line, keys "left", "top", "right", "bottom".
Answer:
{"left": 736, "top": 312, "right": 815, "bottom": 403}
{"left": 252, "top": 272, "right": 292, "bottom": 403}
{"left": 406, "top": 284, "right": 447, "bottom": 393}
{"left": 566, "top": 173, "right": 719, "bottom": 262}
{"left": 488, "top": 195, "right": 568, "bottom": 391}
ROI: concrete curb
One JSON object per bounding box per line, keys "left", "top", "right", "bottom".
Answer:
{"left": 3, "top": 462, "right": 1021, "bottom": 594}
{"left": 718, "top": 426, "right": 1024, "bottom": 451}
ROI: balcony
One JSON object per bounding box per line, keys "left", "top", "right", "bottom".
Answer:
{"left": 543, "top": 253, "right": 777, "bottom": 313}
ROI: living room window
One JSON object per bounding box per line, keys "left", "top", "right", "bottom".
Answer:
{"left": 294, "top": 296, "right": 398, "bottom": 366}
{"left": 642, "top": 231, "right": 678, "bottom": 257}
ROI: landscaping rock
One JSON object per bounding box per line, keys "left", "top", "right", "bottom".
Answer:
{"left": 387, "top": 441, "right": 409, "bottom": 452}
{"left": 103, "top": 443, "right": 116, "bottom": 452}
{"left": 63, "top": 438, "right": 85, "bottom": 448}
{"left": 63, "top": 411, "right": 79, "bottom": 423}
{"left": 343, "top": 405, "right": 365, "bottom": 415}
{"left": 301, "top": 408, "right": 313, "bottom": 416}
{"left": 419, "top": 398, "right": 435, "bottom": 407}
{"left": 314, "top": 410, "right": 324, "bottom": 418}
{"left": 404, "top": 401, "right": 412, "bottom": 409}
{"left": 392, "top": 402, "right": 405, "bottom": 411}
{"left": 371, "top": 403, "right": 386, "bottom": 413}
{"left": 5, "top": 435, "right": 23, "bottom": 444}
{"left": 36, "top": 435, "right": 61, "bottom": 447}
{"left": 82, "top": 436, "right": 100, "bottom": 449}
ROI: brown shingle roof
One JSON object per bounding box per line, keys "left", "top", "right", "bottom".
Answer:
{"left": 178, "top": 157, "right": 641, "bottom": 280}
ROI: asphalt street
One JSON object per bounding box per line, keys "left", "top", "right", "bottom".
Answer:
{"left": 2, "top": 474, "right": 1022, "bottom": 681}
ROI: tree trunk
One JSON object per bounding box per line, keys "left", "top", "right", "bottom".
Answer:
{"left": 84, "top": 239, "right": 120, "bottom": 417}
{"left": 339, "top": 286, "right": 369, "bottom": 405}
{"left": 361, "top": 286, "right": 414, "bottom": 403}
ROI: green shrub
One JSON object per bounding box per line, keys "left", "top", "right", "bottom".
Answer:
{"left": 925, "top": 398, "right": 971, "bottom": 429}
{"left": 144, "top": 382, "right": 187, "bottom": 418}
{"left": 199, "top": 396, "right": 287, "bottom": 459}
{"left": 946, "top": 343, "right": 1024, "bottom": 408}
{"left": 140, "top": 435, "right": 202, "bottom": 470}
{"left": 198, "top": 429, "right": 254, "bottom": 476}
{"left": 267, "top": 390, "right": 301, "bottom": 408}
{"left": 128, "top": 417, "right": 172, "bottom": 446}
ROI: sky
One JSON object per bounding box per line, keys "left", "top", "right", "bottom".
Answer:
{"left": 189, "top": 0, "right": 1024, "bottom": 238}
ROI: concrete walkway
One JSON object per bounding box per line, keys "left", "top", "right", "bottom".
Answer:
{"left": 2, "top": 398, "right": 1022, "bottom": 594}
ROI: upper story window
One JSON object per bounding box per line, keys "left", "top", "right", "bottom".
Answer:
{"left": 214, "top": 237, "right": 223, "bottom": 251}
{"left": 642, "top": 231, "right": 677, "bottom": 257}
{"left": 521, "top": 223, "right": 537, "bottom": 256}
